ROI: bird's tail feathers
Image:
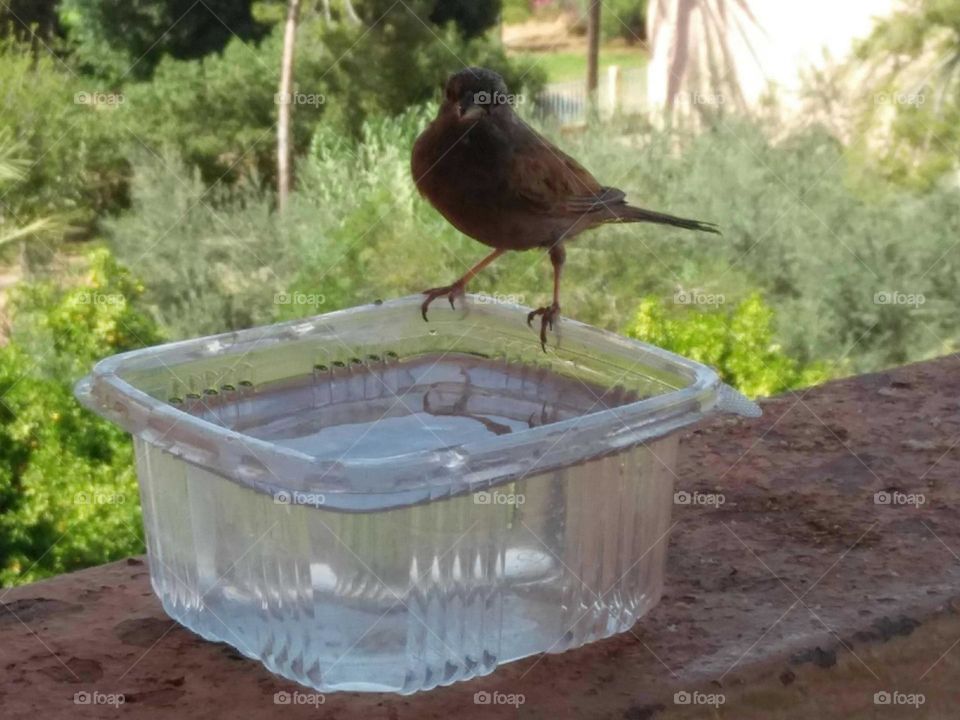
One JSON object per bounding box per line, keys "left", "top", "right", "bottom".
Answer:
{"left": 612, "top": 205, "right": 721, "bottom": 235}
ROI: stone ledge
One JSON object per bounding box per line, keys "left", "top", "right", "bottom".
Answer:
{"left": 2, "top": 356, "right": 959, "bottom": 718}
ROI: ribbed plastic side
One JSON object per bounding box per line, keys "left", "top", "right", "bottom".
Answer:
{"left": 135, "top": 434, "right": 677, "bottom": 694}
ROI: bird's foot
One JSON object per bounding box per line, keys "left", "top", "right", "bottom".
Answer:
{"left": 421, "top": 281, "right": 466, "bottom": 321}
{"left": 527, "top": 302, "right": 561, "bottom": 352}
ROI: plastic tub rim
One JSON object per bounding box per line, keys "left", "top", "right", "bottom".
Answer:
{"left": 74, "top": 294, "right": 758, "bottom": 510}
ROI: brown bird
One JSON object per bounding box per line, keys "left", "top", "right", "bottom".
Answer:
{"left": 411, "top": 67, "right": 720, "bottom": 350}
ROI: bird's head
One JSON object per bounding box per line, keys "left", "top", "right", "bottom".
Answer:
{"left": 441, "top": 67, "right": 513, "bottom": 123}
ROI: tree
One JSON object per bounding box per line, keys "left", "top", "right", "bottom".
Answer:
{"left": 0, "top": 131, "right": 59, "bottom": 251}
{"left": 0, "top": 0, "right": 62, "bottom": 41}
{"left": 587, "top": 0, "right": 600, "bottom": 93}
{"left": 0, "top": 249, "right": 161, "bottom": 587}
{"left": 277, "top": 0, "right": 301, "bottom": 213}
{"left": 58, "top": 0, "right": 269, "bottom": 79}
{"left": 853, "top": 0, "right": 960, "bottom": 187}
{"left": 602, "top": 0, "right": 647, "bottom": 44}
{"left": 321, "top": 0, "right": 543, "bottom": 136}
{"left": 429, "top": 0, "right": 502, "bottom": 39}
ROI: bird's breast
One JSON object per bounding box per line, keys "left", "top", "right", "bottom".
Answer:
{"left": 412, "top": 123, "right": 515, "bottom": 244}
{"left": 411, "top": 118, "right": 561, "bottom": 250}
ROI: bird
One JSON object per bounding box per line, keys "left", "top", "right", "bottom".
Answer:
{"left": 411, "top": 67, "right": 720, "bottom": 350}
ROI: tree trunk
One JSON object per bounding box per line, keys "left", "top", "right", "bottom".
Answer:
{"left": 586, "top": 0, "right": 601, "bottom": 95}
{"left": 277, "top": 0, "right": 301, "bottom": 214}
{"left": 342, "top": 0, "right": 361, "bottom": 25}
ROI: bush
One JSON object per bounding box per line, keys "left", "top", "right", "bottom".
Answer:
{"left": 121, "top": 31, "right": 289, "bottom": 185}
{"left": 0, "top": 248, "right": 162, "bottom": 586}
{"left": 0, "top": 0, "right": 61, "bottom": 41}
{"left": 852, "top": 0, "right": 960, "bottom": 188}
{"left": 502, "top": 0, "right": 533, "bottom": 24}
{"left": 429, "top": 0, "right": 502, "bottom": 39}
{"left": 58, "top": 0, "right": 268, "bottom": 81}
{"left": 116, "top": 15, "right": 543, "bottom": 186}
{"left": 104, "top": 152, "right": 289, "bottom": 338}
{"left": 626, "top": 293, "right": 829, "bottom": 398}
{"left": 109, "top": 110, "right": 960, "bottom": 377}
{"left": 106, "top": 102, "right": 544, "bottom": 339}
{"left": 0, "top": 40, "right": 130, "bottom": 229}
{"left": 541, "top": 116, "right": 960, "bottom": 373}
{"left": 603, "top": 0, "right": 647, "bottom": 43}
{"left": 1, "top": 8, "right": 543, "bottom": 231}
{"left": 315, "top": 6, "right": 545, "bottom": 138}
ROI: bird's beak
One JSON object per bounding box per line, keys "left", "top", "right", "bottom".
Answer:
{"left": 458, "top": 101, "right": 486, "bottom": 122}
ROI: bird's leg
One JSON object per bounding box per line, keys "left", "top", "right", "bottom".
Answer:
{"left": 421, "top": 248, "right": 505, "bottom": 321}
{"left": 527, "top": 244, "right": 565, "bottom": 351}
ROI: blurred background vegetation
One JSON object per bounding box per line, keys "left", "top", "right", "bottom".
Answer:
{"left": 0, "top": 0, "right": 958, "bottom": 585}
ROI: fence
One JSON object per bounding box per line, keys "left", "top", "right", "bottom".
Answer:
{"left": 536, "top": 66, "right": 648, "bottom": 127}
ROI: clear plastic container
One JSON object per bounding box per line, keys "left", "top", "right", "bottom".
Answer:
{"left": 75, "top": 294, "right": 759, "bottom": 694}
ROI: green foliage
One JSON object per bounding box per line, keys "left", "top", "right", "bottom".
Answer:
{"left": 502, "top": 0, "right": 533, "bottom": 24}
{"left": 109, "top": 110, "right": 960, "bottom": 377}
{"left": 603, "top": 0, "right": 647, "bottom": 43}
{"left": 58, "top": 0, "right": 268, "bottom": 81}
{"left": 552, "top": 117, "right": 960, "bottom": 373}
{"left": 121, "top": 30, "right": 289, "bottom": 184}
{"left": 626, "top": 294, "right": 829, "bottom": 398}
{"left": 3, "top": 0, "right": 960, "bottom": 591}
{"left": 317, "top": 4, "right": 545, "bottom": 137}
{"left": 1, "top": 4, "right": 542, "bottom": 233}
{"left": 55, "top": 22, "right": 325, "bottom": 188}
{"left": 429, "top": 0, "right": 502, "bottom": 39}
{"left": 853, "top": 0, "right": 960, "bottom": 187}
{"left": 0, "top": 40, "right": 130, "bottom": 229}
{"left": 104, "top": 152, "right": 290, "bottom": 338}
{"left": 108, "top": 14, "right": 543, "bottom": 184}
{"left": 0, "top": 129, "right": 61, "bottom": 250}
{"left": 13, "top": 248, "right": 163, "bottom": 376}
{"left": 524, "top": 46, "right": 647, "bottom": 82}
{"left": 0, "top": 0, "right": 62, "bottom": 41}
{"left": 0, "top": 248, "right": 161, "bottom": 586}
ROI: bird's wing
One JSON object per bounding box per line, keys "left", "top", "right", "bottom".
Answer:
{"left": 507, "top": 127, "right": 622, "bottom": 215}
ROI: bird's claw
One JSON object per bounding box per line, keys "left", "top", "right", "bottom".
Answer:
{"left": 527, "top": 303, "right": 560, "bottom": 352}
{"left": 421, "top": 282, "right": 465, "bottom": 321}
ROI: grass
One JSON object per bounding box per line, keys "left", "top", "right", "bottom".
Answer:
{"left": 519, "top": 46, "right": 647, "bottom": 83}
{"left": 502, "top": 0, "right": 534, "bottom": 25}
